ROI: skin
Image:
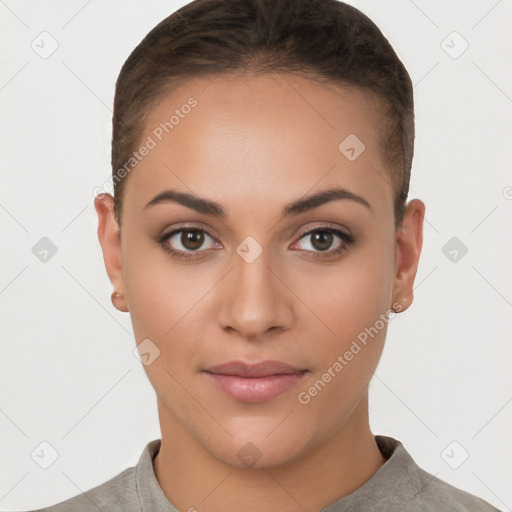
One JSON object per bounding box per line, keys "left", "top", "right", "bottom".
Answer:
{"left": 95, "top": 72, "right": 425, "bottom": 512}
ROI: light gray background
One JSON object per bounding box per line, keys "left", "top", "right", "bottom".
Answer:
{"left": 1, "top": 0, "right": 511, "bottom": 510}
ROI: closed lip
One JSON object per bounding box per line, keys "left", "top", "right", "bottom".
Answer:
{"left": 204, "top": 360, "right": 307, "bottom": 378}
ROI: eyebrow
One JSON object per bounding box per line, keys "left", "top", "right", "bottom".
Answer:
{"left": 143, "top": 186, "right": 371, "bottom": 217}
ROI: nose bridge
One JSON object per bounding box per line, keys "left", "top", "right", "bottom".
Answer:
{"left": 217, "top": 241, "right": 292, "bottom": 338}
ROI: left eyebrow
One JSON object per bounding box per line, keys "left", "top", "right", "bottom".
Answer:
{"left": 143, "top": 186, "right": 371, "bottom": 217}
{"left": 282, "top": 187, "right": 371, "bottom": 216}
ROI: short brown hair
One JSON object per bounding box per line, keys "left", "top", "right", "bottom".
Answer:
{"left": 111, "top": 0, "right": 414, "bottom": 227}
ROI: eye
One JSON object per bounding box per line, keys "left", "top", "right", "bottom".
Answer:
{"left": 291, "top": 225, "right": 354, "bottom": 258}
{"left": 159, "top": 227, "right": 220, "bottom": 259}
{"left": 158, "top": 223, "right": 355, "bottom": 261}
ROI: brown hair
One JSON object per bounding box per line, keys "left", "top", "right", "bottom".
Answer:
{"left": 111, "top": 0, "right": 414, "bottom": 228}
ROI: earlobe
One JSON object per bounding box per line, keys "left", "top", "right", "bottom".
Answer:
{"left": 94, "top": 193, "right": 129, "bottom": 312}
{"left": 392, "top": 199, "right": 425, "bottom": 313}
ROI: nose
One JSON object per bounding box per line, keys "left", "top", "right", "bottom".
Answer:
{"left": 216, "top": 248, "right": 294, "bottom": 341}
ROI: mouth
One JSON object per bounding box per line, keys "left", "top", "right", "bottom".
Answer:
{"left": 202, "top": 360, "right": 309, "bottom": 403}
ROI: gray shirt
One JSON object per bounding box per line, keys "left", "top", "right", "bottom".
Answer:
{"left": 23, "top": 435, "right": 501, "bottom": 511}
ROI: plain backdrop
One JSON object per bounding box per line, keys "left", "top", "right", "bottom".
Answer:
{"left": 0, "top": 1, "right": 511, "bottom": 510}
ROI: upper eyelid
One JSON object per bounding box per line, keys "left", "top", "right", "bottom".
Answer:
{"left": 162, "top": 223, "right": 218, "bottom": 239}
{"left": 295, "top": 223, "right": 350, "bottom": 239}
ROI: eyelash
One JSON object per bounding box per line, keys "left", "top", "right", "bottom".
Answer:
{"left": 157, "top": 223, "right": 355, "bottom": 261}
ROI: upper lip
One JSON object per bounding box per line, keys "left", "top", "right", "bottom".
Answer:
{"left": 204, "top": 360, "right": 307, "bottom": 378}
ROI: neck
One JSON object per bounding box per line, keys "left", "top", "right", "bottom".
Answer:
{"left": 153, "top": 395, "right": 386, "bottom": 512}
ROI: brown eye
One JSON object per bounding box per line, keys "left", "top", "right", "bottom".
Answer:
{"left": 291, "top": 226, "right": 355, "bottom": 259}
{"left": 310, "top": 230, "right": 334, "bottom": 251}
{"left": 181, "top": 229, "right": 205, "bottom": 250}
{"left": 160, "top": 227, "right": 218, "bottom": 258}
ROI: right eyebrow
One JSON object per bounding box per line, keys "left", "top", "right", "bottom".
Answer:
{"left": 144, "top": 189, "right": 226, "bottom": 217}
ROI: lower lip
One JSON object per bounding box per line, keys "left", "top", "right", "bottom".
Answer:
{"left": 204, "top": 372, "right": 307, "bottom": 403}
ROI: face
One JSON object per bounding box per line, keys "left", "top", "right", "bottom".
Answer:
{"left": 96, "top": 72, "right": 424, "bottom": 469}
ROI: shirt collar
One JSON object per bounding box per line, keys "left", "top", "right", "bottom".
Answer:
{"left": 136, "top": 439, "right": 179, "bottom": 511}
{"left": 321, "top": 435, "right": 428, "bottom": 511}
{"left": 135, "top": 435, "right": 421, "bottom": 511}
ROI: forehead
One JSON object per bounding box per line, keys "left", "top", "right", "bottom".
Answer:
{"left": 123, "top": 72, "right": 392, "bottom": 217}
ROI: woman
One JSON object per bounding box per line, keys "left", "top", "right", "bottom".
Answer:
{"left": 22, "top": 0, "right": 501, "bottom": 510}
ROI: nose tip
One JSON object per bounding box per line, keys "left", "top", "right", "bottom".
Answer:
{"left": 217, "top": 255, "right": 293, "bottom": 340}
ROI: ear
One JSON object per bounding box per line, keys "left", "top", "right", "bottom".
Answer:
{"left": 94, "top": 193, "right": 129, "bottom": 312}
{"left": 392, "top": 199, "right": 425, "bottom": 313}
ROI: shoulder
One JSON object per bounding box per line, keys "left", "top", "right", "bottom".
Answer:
{"left": 11, "top": 439, "right": 164, "bottom": 512}
{"left": 20, "top": 466, "right": 139, "bottom": 512}
{"left": 409, "top": 465, "right": 502, "bottom": 512}
{"left": 376, "top": 435, "right": 502, "bottom": 512}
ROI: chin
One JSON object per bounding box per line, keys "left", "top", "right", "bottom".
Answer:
{"left": 205, "top": 428, "right": 316, "bottom": 471}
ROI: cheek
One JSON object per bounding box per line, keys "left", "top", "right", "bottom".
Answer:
{"left": 122, "top": 233, "right": 210, "bottom": 340}
{"left": 122, "top": 244, "right": 210, "bottom": 420}
{"left": 293, "top": 231, "right": 396, "bottom": 396}
{"left": 294, "top": 232, "right": 396, "bottom": 347}
{"left": 121, "top": 237, "right": 221, "bottom": 407}
{"left": 294, "top": 250, "right": 395, "bottom": 434}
